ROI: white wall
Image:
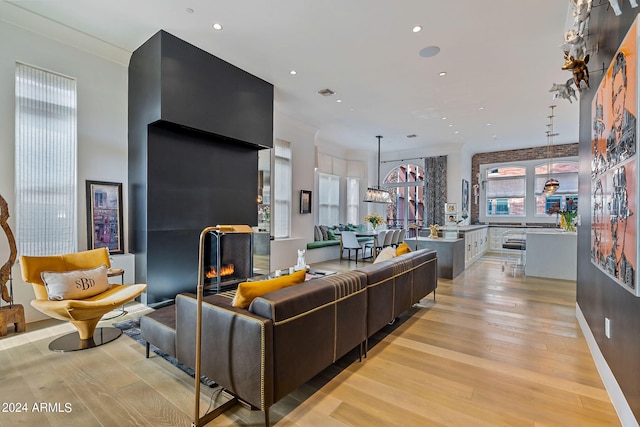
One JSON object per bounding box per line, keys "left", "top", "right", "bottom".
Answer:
{"left": 0, "top": 20, "right": 128, "bottom": 322}
{"left": 270, "top": 112, "right": 317, "bottom": 270}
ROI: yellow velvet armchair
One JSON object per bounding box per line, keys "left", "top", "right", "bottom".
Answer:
{"left": 20, "top": 247, "right": 147, "bottom": 352}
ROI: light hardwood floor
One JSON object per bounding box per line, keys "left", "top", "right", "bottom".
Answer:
{"left": 0, "top": 255, "right": 621, "bottom": 426}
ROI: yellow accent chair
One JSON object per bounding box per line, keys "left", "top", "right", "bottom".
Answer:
{"left": 20, "top": 247, "right": 147, "bottom": 352}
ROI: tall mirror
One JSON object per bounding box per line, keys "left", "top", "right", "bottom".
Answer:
{"left": 254, "top": 148, "right": 271, "bottom": 274}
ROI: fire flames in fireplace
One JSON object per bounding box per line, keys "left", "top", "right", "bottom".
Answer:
{"left": 206, "top": 264, "right": 235, "bottom": 279}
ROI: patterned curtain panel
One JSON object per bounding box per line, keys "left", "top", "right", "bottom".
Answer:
{"left": 423, "top": 156, "right": 447, "bottom": 226}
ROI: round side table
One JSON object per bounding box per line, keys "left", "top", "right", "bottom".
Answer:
{"left": 102, "top": 268, "right": 127, "bottom": 320}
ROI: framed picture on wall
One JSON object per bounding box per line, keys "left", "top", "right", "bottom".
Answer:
{"left": 462, "top": 179, "right": 470, "bottom": 214}
{"left": 86, "top": 180, "right": 124, "bottom": 254}
{"left": 590, "top": 15, "right": 639, "bottom": 296}
{"left": 300, "top": 190, "right": 312, "bottom": 214}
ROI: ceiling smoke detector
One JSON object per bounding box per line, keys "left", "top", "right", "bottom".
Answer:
{"left": 317, "top": 88, "right": 335, "bottom": 97}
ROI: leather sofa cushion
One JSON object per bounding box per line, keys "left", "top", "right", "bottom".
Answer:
{"left": 140, "top": 305, "right": 177, "bottom": 357}
{"left": 250, "top": 277, "right": 336, "bottom": 321}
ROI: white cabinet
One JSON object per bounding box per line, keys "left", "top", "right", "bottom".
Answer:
{"left": 460, "top": 226, "right": 488, "bottom": 268}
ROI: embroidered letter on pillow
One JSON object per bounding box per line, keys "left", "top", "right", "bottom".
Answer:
{"left": 41, "top": 264, "right": 111, "bottom": 301}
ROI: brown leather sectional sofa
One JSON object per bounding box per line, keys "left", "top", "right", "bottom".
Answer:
{"left": 141, "top": 248, "right": 437, "bottom": 425}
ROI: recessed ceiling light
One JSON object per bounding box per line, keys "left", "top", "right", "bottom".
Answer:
{"left": 478, "top": 106, "right": 485, "bottom": 110}
{"left": 486, "top": 123, "right": 492, "bottom": 126}
{"left": 412, "top": 26, "right": 422, "bottom": 33}
{"left": 419, "top": 46, "right": 440, "bottom": 58}
{"left": 336, "top": 99, "right": 342, "bottom": 103}
{"left": 442, "top": 117, "right": 447, "bottom": 120}
{"left": 454, "top": 131, "right": 460, "bottom": 134}
{"left": 186, "top": 8, "right": 194, "bottom": 13}
{"left": 289, "top": 70, "right": 297, "bottom": 75}
{"left": 212, "top": 23, "right": 223, "bottom": 30}
{"left": 349, "top": 108, "right": 355, "bottom": 111}
{"left": 448, "top": 124, "right": 453, "bottom": 127}
{"left": 438, "top": 71, "right": 447, "bottom": 77}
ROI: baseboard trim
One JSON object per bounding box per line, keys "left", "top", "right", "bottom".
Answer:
{"left": 576, "top": 303, "right": 638, "bottom": 427}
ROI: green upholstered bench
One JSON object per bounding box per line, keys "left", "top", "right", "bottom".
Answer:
{"left": 307, "top": 239, "right": 340, "bottom": 250}
{"left": 306, "top": 236, "right": 372, "bottom": 250}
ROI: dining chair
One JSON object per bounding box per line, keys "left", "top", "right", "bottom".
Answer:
{"left": 365, "top": 229, "right": 388, "bottom": 257}
{"left": 397, "top": 228, "right": 407, "bottom": 246}
{"left": 390, "top": 229, "right": 401, "bottom": 247}
{"left": 383, "top": 229, "right": 394, "bottom": 248}
{"left": 341, "top": 231, "right": 364, "bottom": 263}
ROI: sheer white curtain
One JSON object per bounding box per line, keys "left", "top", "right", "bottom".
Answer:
{"left": 15, "top": 63, "right": 77, "bottom": 256}
{"left": 318, "top": 173, "right": 339, "bottom": 226}
{"left": 346, "top": 177, "right": 359, "bottom": 224}
{"left": 273, "top": 139, "right": 291, "bottom": 238}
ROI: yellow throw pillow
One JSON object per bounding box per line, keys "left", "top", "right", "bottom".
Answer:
{"left": 232, "top": 269, "right": 307, "bottom": 309}
{"left": 396, "top": 242, "right": 412, "bottom": 256}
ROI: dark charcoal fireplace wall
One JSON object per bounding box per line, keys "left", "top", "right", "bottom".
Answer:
{"left": 128, "top": 30, "right": 273, "bottom": 304}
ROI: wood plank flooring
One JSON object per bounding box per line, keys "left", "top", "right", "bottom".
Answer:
{"left": 0, "top": 256, "right": 621, "bottom": 426}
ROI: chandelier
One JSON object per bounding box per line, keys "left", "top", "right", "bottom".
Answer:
{"left": 543, "top": 105, "right": 560, "bottom": 195}
{"left": 363, "top": 135, "right": 392, "bottom": 203}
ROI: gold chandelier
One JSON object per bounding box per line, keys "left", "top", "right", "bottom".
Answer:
{"left": 543, "top": 105, "right": 559, "bottom": 195}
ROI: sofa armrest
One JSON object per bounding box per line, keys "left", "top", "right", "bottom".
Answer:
{"left": 175, "top": 293, "right": 274, "bottom": 411}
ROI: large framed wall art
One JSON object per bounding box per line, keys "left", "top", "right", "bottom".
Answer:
{"left": 86, "top": 180, "right": 124, "bottom": 254}
{"left": 591, "top": 16, "right": 639, "bottom": 296}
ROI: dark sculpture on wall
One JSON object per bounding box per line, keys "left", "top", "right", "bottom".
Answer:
{"left": 0, "top": 194, "right": 17, "bottom": 304}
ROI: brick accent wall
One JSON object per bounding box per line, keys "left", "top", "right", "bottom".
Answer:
{"left": 470, "top": 143, "right": 578, "bottom": 222}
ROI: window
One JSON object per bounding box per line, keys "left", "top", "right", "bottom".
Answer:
{"left": 15, "top": 63, "right": 77, "bottom": 256}
{"left": 534, "top": 161, "right": 579, "bottom": 215}
{"left": 346, "top": 177, "right": 359, "bottom": 224}
{"left": 384, "top": 164, "right": 425, "bottom": 228}
{"left": 485, "top": 166, "right": 525, "bottom": 216}
{"left": 318, "top": 173, "right": 339, "bottom": 226}
{"left": 273, "top": 139, "right": 291, "bottom": 238}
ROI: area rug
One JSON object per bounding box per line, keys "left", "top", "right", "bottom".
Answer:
{"left": 113, "top": 317, "right": 217, "bottom": 387}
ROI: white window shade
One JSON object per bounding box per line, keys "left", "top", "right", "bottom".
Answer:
{"left": 535, "top": 173, "right": 578, "bottom": 194}
{"left": 346, "top": 177, "right": 359, "bottom": 224}
{"left": 15, "top": 63, "right": 77, "bottom": 256}
{"left": 319, "top": 173, "right": 340, "bottom": 226}
{"left": 486, "top": 177, "right": 525, "bottom": 198}
{"left": 273, "top": 139, "right": 291, "bottom": 238}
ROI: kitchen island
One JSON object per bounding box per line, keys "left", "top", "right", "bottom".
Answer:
{"left": 525, "top": 229, "right": 577, "bottom": 281}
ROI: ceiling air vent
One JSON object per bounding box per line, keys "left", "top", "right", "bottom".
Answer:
{"left": 317, "top": 88, "right": 335, "bottom": 97}
{"left": 406, "top": 134, "right": 418, "bottom": 138}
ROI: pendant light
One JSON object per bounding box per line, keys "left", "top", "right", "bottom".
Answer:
{"left": 543, "top": 106, "right": 560, "bottom": 195}
{"left": 363, "top": 135, "right": 392, "bottom": 203}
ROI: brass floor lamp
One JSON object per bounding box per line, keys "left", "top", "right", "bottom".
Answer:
{"left": 193, "top": 225, "right": 253, "bottom": 427}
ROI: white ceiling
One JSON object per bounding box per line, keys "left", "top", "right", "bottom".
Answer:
{"left": 2, "top": 0, "right": 585, "bottom": 155}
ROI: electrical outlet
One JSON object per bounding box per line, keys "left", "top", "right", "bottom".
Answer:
{"left": 605, "top": 317, "right": 611, "bottom": 339}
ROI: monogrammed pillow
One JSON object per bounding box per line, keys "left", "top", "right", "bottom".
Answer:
{"left": 41, "top": 264, "right": 111, "bottom": 301}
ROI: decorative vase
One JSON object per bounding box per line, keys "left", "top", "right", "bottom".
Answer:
{"left": 560, "top": 214, "right": 576, "bottom": 232}
{"left": 372, "top": 223, "right": 377, "bottom": 231}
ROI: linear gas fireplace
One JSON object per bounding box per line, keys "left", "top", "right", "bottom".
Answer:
{"left": 198, "top": 225, "right": 254, "bottom": 294}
